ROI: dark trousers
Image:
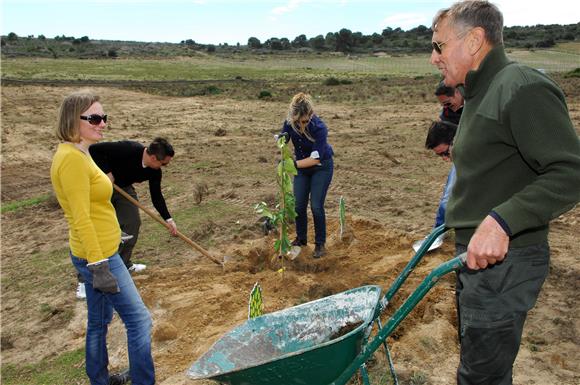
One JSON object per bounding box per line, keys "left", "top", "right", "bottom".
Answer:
{"left": 455, "top": 242, "right": 550, "bottom": 385}
{"left": 111, "top": 185, "right": 141, "bottom": 269}
{"left": 293, "top": 158, "right": 333, "bottom": 245}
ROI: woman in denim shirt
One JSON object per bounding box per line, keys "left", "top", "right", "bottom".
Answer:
{"left": 280, "top": 93, "right": 334, "bottom": 258}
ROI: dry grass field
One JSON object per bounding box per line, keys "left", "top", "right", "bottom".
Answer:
{"left": 1, "top": 62, "right": 579, "bottom": 384}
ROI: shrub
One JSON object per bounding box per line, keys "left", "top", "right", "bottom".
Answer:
{"left": 565, "top": 67, "right": 580, "bottom": 78}
{"left": 340, "top": 79, "right": 353, "bottom": 85}
{"left": 107, "top": 49, "right": 118, "bottom": 58}
{"left": 204, "top": 85, "right": 221, "bottom": 95}
{"left": 323, "top": 77, "right": 341, "bottom": 86}
{"left": 258, "top": 90, "right": 272, "bottom": 99}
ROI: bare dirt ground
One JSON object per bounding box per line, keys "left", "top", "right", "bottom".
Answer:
{"left": 1, "top": 80, "right": 579, "bottom": 384}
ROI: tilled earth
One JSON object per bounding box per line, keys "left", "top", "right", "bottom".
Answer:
{"left": 1, "top": 81, "right": 579, "bottom": 384}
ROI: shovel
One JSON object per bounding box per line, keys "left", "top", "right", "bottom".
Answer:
{"left": 412, "top": 227, "right": 445, "bottom": 253}
{"left": 286, "top": 245, "right": 302, "bottom": 260}
{"left": 113, "top": 184, "right": 223, "bottom": 266}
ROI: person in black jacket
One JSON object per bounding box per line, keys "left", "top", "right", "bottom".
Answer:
{"left": 435, "top": 81, "right": 463, "bottom": 125}
{"left": 89, "top": 137, "right": 177, "bottom": 273}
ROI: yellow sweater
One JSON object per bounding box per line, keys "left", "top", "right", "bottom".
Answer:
{"left": 51, "top": 143, "right": 121, "bottom": 263}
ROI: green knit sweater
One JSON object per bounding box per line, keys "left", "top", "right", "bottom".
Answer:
{"left": 447, "top": 46, "right": 580, "bottom": 246}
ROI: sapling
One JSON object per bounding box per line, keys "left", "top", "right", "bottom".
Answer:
{"left": 255, "top": 135, "right": 297, "bottom": 263}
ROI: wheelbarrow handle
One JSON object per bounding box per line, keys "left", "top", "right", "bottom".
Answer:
{"left": 332, "top": 252, "right": 466, "bottom": 385}
{"left": 382, "top": 224, "right": 448, "bottom": 306}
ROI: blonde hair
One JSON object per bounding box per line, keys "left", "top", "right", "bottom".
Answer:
{"left": 56, "top": 91, "right": 100, "bottom": 142}
{"left": 286, "top": 92, "right": 315, "bottom": 142}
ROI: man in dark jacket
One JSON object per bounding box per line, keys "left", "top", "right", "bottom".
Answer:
{"left": 435, "top": 81, "right": 463, "bottom": 125}
{"left": 430, "top": 1, "right": 580, "bottom": 384}
{"left": 89, "top": 137, "right": 177, "bottom": 273}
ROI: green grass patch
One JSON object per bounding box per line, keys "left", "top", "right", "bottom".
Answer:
{"left": 2, "top": 50, "right": 577, "bottom": 86}
{"left": 1, "top": 194, "right": 51, "bottom": 213}
{"left": 1, "top": 246, "right": 73, "bottom": 296}
{"left": 1, "top": 348, "right": 87, "bottom": 385}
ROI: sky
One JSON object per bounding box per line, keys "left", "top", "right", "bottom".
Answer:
{"left": 2, "top": 0, "right": 579, "bottom": 45}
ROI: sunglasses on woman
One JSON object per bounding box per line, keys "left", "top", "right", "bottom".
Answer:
{"left": 80, "top": 114, "right": 108, "bottom": 125}
{"left": 437, "top": 148, "right": 451, "bottom": 158}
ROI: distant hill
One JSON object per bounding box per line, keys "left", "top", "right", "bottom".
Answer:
{"left": 1, "top": 23, "right": 578, "bottom": 59}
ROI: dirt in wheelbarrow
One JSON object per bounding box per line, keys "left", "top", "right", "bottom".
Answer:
{"left": 1, "top": 82, "right": 579, "bottom": 385}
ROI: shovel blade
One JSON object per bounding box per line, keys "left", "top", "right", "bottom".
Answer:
{"left": 286, "top": 246, "right": 301, "bottom": 260}
{"left": 412, "top": 235, "right": 444, "bottom": 253}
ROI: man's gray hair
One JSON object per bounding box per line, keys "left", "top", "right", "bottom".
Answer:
{"left": 432, "top": 0, "right": 503, "bottom": 46}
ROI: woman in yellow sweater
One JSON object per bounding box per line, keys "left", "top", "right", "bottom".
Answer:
{"left": 50, "top": 91, "right": 155, "bottom": 385}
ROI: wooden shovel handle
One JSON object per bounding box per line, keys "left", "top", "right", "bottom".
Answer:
{"left": 113, "top": 184, "right": 222, "bottom": 266}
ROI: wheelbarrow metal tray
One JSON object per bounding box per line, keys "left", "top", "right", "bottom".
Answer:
{"left": 187, "top": 285, "right": 382, "bottom": 385}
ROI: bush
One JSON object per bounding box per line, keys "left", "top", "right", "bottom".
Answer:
{"left": 565, "top": 67, "right": 580, "bottom": 78}
{"left": 340, "top": 79, "right": 353, "bottom": 85}
{"left": 258, "top": 90, "right": 272, "bottom": 99}
{"left": 207, "top": 44, "right": 216, "bottom": 53}
{"left": 7, "top": 32, "right": 18, "bottom": 41}
{"left": 323, "top": 77, "right": 341, "bottom": 86}
{"left": 204, "top": 85, "right": 221, "bottom": 95}
{"left": 107, "top": 49, "right": 118, "bottom": 58}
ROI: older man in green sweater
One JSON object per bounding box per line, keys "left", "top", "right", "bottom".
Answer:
{"left": 430, "top": 1, "right": 580, "bottom": 384}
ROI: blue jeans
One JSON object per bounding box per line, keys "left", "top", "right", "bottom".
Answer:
{"left": 293, "top": 158, "right": 333, "bottom": 245}
{"left": 434, "top": 164, "right": 456, "bottom": 228}
{"left": 72, "top": 253, "right": 155, "bottom": 385}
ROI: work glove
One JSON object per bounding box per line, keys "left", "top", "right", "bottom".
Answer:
{"left": 87, "top": 259, "right": 120, "bottom": 294}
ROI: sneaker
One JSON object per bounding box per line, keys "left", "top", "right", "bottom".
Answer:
{"left": 313, "top": 244, "right": 326, "bottom": 259}
{"left": 128, "top": 263, "right": 147, "bottom": 273}
{"left": 291, "top": 238, "right": 307, "bottom": 247}
{"left": 120, "top": 232, "right": 134, "bottom": 243}
{"left": 108, "top": 369, "right": 130, "bottom": 385}
{"left": 76, "top": 282, "right": 86, "bottom": 300}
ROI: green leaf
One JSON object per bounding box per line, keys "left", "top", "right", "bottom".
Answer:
{"left": 283, "top": 159, "right": 297, "bottom": 175}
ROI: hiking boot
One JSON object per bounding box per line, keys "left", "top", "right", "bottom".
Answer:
{"left": 76, "top": 282, "right": 86, "bottom": 300}
{"left": 128, "top": 263, "right": 147, "bottom": 273}
{"left": 108, "top": 369, "right": 130, "bottom": 385}
{"left": 313, "top": 244, "right": 326, "bottom": 259}
{"left": 291, "top": 238, "right": 307, "bottom": 247}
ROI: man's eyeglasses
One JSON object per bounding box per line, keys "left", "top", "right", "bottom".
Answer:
{"left": 432, "top": 29, "right": 471, "bottom": 54}
{"left": 80, "top": 114, "right": 107, "bottom": 125}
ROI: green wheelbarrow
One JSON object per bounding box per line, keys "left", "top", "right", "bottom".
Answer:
{"left": 188, "top": 225, "right": 463, "bottom": 385}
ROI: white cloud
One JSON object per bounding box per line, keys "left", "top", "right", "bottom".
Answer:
{"left": 494, "top": 0, "right": 580, "bottom": 26}
{"left": 382, "top": 12, "right": 430, "bottom": 30}
{"left": 272, "top": 0, "right": 309, "bottom": 16}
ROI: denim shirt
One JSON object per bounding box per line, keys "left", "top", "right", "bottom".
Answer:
{"left": 281, "top": 115, "right": 334, "bottom": 161}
